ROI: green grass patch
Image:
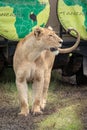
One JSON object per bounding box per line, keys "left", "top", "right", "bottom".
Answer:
{"left": 38, "top": 106, "right": 83, "bottom": 130}
{"left": 38, "top": 105, "right": 83, "bottom": 130}
{"left": 38, "top": 75, "right": 84, "bottom": 130}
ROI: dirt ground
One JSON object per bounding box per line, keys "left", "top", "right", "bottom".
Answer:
{"left": 0, "top": 72, "right": 87, "bottom": 130}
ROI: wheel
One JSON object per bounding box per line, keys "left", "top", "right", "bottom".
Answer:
{"left": 76, "top": 66, "right": 87, "bottom": 85}
{"left": 0, "top": 53, "right": 4, "bottom": 72}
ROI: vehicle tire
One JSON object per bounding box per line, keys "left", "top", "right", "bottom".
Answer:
{"left": 76, "top": 66, "right": 87, "bottom": 85}
{"left": 0, "top": 53, "right": 4, "bottom": 72}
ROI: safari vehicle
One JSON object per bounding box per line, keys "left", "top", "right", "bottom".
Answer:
{"left": 0, "top": 0, "right": 87, "bottom": 84}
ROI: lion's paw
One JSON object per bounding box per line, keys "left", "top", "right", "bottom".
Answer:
{"left": 31, "top": 110, "right": 43, "bottom": 116}
{"left": 31, "top": 107, "right": 43, "bottom": 116}
{"left": 18, "top": 109, "right": 29, "bottom": 116}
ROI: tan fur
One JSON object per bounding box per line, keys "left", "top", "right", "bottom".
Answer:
{"left": 13, "top": 27, "right": 63, "bottom": 116}
{"left": 13, "top": 27, "right": 80, "bottom": 116}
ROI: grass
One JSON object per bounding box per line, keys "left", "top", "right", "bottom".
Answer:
{"left": 38, "top": 105, "right": 82, "bottom": 130}
{"left": 0, "top": 68, "right": 86, "bottom": 130}
{"left": 37, "top": 80, "right": 84, "bottom": 130}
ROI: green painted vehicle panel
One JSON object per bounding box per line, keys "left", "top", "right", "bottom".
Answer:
{"left": 58, "top": 0, "right": 87, "bottom": 40}
{"left": 0, "top": 0, "right": 50, "bottom": 41}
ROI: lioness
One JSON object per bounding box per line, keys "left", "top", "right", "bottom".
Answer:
{"left": 13, "top": 27, "right": 80, "bottom": 116}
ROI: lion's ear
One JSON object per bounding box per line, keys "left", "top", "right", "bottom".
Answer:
{"left": 48, "top": 26, "right": 53, "bottom": 31}
{"left": 34, "top": 27, "right": 42, "bottom": 38}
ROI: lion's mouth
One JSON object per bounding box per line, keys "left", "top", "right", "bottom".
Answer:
{"left": 50, "top": 47, "right": 59, "bottom": 55}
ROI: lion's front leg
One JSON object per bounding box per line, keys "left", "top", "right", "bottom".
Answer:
{"left": 32, "top": 70, "right": 44, "bottom": 115}
{"left": 16, "top": 78, "right": 29, "bottom": 116}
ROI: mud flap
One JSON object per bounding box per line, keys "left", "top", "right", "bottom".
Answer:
{"left": 83, "top": 56, "right": 87, "bottom": 76}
